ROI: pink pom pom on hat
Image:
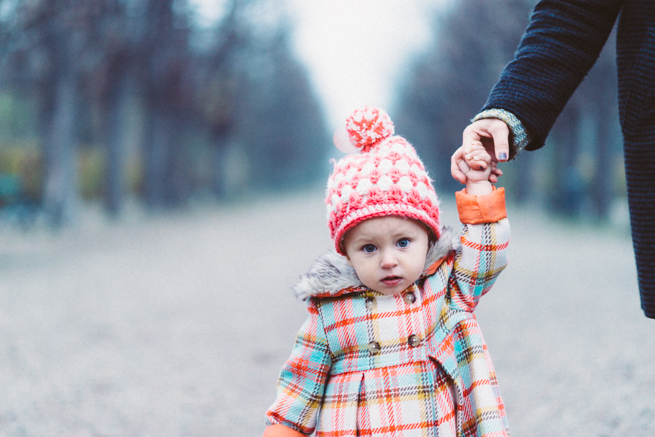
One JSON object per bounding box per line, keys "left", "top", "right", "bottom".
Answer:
{"left": 326, "top": 106, "right": 441, "bottom": 255}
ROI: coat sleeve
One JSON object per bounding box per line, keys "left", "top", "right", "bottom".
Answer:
{"left": 448, "top": 187, "right": 510, "bottom": 312}
{"left": 264, "top": 298, "right": 332, "bottom": 436}
{"left": 482, "top": 0, "right": 623, "bottom": 150}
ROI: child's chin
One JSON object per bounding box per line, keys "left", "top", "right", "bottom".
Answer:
{"left": 375, "top": 285, "right": 406, "bottom": 295}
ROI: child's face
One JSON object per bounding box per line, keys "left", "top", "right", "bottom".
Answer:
{"left": 343, "top": 216, "right": 429, "bottom": 295}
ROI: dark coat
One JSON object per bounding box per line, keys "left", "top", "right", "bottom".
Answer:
{"left": 482, "top": 0, "right": 655, "bottom": 318}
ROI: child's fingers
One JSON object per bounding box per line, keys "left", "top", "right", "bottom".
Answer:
{"left": 464, "top": 152, "right": 489, "bottom": 171}
{"left": 465, "top": 143, "right": 492, "bottom": 166}
{"left": 464, "top": 152, "right": 489, "bottom": 162}
{"left": 465, "top": 150, "right": 491, "bottom": 161}
{"left": 464, "top": 141, "right": 495, "bottom": 172}
{"left": 466, "top": 159, "right": 488, "bottom": 171}
{"left": 464, "top": 150, "right": 491, "bottom": 162}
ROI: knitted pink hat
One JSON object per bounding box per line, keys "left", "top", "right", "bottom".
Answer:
{"left": 327, "top": 106, "right": 441, "bottom": 255}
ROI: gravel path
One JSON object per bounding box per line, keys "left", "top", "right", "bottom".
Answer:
{"left": 0, "top": 191, "right": 652, "bottom": 436}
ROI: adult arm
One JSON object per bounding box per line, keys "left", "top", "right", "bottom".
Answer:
{"left": 454, "top": 0, "right": 622, "bottom": 183}
{"left": 482, "top": 0, "right": 623, "bottom": 151}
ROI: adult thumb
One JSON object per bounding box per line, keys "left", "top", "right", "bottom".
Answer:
{"left": 495, "top": 140, "right": 510, "bottom": 162}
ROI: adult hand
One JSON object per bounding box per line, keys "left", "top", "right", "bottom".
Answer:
{"left": 451, "top": 118, "right": 510, "bottom": 184}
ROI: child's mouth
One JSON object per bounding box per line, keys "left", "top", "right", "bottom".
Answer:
{"left": 381, "top": 276, "right": 402, "bottom": 286}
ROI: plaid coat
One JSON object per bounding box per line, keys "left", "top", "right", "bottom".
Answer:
{"left": 266, "top": 188, "right": 510, "bottom": 437}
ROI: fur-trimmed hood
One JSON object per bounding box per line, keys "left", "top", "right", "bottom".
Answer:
{"left": 294, "top": 227, "right": 458, "bottom": 300}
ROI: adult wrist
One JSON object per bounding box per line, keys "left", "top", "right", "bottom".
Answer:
{"left": 472, "top": 109, "right": 528, "bottom": 159}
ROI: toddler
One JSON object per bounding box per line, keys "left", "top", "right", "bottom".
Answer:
{"left": 264, "top": 107, "right": 510, "bottom": 437}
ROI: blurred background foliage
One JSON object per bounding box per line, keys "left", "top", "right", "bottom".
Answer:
{"left": 0, "top": 0, "right": 329, "bottom": 227}
{"left": 0, "top": 0, "right": 625, "bottom": 229}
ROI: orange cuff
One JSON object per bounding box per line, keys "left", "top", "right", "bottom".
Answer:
{"left": 263, "top": 424, "right": 306, "bottom": 437}
{"left": 455, "top": 186, "right": 507, "bottom": 224}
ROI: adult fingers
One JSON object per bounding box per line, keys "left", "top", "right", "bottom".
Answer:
{"left": 463, "top": 119, "right": 511, "bottom": 162}
{"left": 486, "top": 120, "right": 510, "bottom": 162}
{"left": 489, "top": 163, "right": 503, "bottom": 183}
{"left": 451, "top": 146, "right": 467, "bottom": 184}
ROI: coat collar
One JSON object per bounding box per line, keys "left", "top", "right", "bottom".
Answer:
{"left": 294, "top": 227, "right": 457, "bottom": 300}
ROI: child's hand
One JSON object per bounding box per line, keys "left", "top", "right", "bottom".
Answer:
{"left": 463, "top": 141, "right": 493, "bottom": 183}
{"left": 461, "top": 141, "right": 495, "bottom": 196}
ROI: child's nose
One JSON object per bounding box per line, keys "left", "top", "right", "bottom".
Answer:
{"left": 380, "top": 250, "right": 398, "bottom": 268}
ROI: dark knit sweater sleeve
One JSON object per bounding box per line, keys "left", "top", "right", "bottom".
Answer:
{"left": 482, "top": 0, "right": 623, "bottom": 150}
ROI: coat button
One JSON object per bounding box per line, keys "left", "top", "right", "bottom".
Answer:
{"left": 364, "top": 297, "right": 376, "bottom": 310}
{"left": 403, "top": 292, "right": 416, "bottom": 305}
{"left": 407, "top": 334, "right": 421, "bottom": 347}
{"left": 367, "top": 341, "right": 381, "bottom": 354}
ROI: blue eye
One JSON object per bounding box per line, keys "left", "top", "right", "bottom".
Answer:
{"left": 363, "top": 244, "right": 376, "bottom": 253}
{"left": 397, "top": 238, "right": 410, "bottom": 248}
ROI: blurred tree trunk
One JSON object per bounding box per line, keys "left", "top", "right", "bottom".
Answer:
{"left": 143, "top": 107, "right": 170, "bottom": 208}
{"left": 42, "top": 69, "right": 80, "bottom": 226}
{"left": 143, "top": 104, "right": 190, "bottom": 208}
{"left": 514, "top": 150, "right": 534, "bottom": 203}
{"left": 139, "top": 0, "right": 191, "bottom": 209}
{"left": 588, "top": 50, "right": 617, "bottom": 220}
{"left": 591, "top": 87, "right": 614, "bottom": 220}
{"left": 196, "top": 0, "right": 244, "bottom": 199}
{"left": 94, "top": 0, "right": 135, "bottom": 216}
{"left": 550, "top": 103, "right": 583, "bottom": 217}
{"left": 164, "top": 111, "right": 190, "bottom": 205}
{"left": 210, "top": 135, "right": 230, "bottom": 198}
{"left": 40, "top": 25, "right": 82, "bottom": 227}
{"left": 102, "top": 71, "right": 131, "bottom": 215}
